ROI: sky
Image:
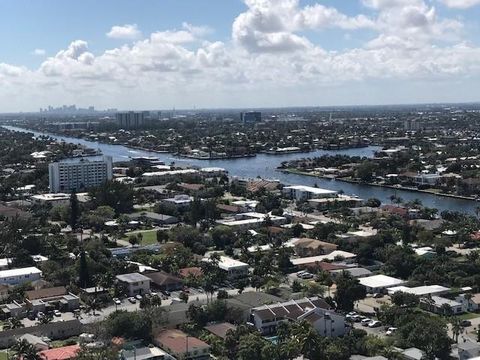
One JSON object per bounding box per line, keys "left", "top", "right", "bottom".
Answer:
{"left": 1, "top": 0, "right": 480, "bottom": 112}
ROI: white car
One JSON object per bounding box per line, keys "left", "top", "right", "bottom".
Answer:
{"left": 113, "top": 298, "right": 121, "bottom": 305}
{"left": 368, "top": 320, "right": 382, "bottom": 328}
{"left": 128, "top": 297, "right": 136, "bottom": 304}
{"left": 135, "top": 294, "right": 143, "bottom": 300}
{"left": 386, "top": 327, "right": 397, "bottom": 336}
{"left": 53, "top": 310, "right": 61, "bottom": 317}
{"left": 361, "top": 318, "right": 372, "bottom": 326}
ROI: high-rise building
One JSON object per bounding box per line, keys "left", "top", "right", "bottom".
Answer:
{"left": 241, "top": 111, "right": 262, "bottom": 124}
{"left": 116, "top": 111, "right": 150, "bottom": 129}
{"left": 49, "top": 156, "right": 113, "bottom": 193}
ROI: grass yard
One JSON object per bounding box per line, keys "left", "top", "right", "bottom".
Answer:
{"left": 0, "top": 351, "right": 8, "bottom": 360}
{"left": 123, "top": 229, "right": 158, "bottom": 246}
{"left": 457, "top": 312, "right": 480, "bottom": 320}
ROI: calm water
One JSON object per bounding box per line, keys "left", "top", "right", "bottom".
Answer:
{"left": 3, "top": 125, "right": 477, "bottom": 214}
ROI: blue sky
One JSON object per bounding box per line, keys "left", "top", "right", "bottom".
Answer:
{"left": 1, "top": 0, "right": 480, "bottom": 111}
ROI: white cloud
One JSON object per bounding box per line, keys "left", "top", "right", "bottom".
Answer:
{"left": 441, "top": 0, "right": 480, "bottom": 8}
{"left": 106, "top": 24, "right": 142, "bottom": 40}
{"left": 32, "top": 49, "right": 46, "bottom": 56}
{"left": 1, "top": 1, "right": 480, "bottom": 111}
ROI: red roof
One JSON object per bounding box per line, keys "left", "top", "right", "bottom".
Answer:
{"left": 178, "top": 267, "right": 203, "bottom": 278}
{"left": 38, "top": 345, "right": 80, "bottom": 360}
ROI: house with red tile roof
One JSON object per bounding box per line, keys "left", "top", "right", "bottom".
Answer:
{"left": 154, "top": 329, "right": 210, "bottom": 360}
{"left": 38, "top": 344, "right": 80, "bottom": 360}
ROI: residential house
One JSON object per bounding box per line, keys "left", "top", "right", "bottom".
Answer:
{"left": 202, "top": 256, "right": 249, "bottom": 280}
{"left": 249, "top": 297, "right": 346, "bottom": 337}
{"left": 120, "top": 346, "right": 168, "bottom": 360}
{"left": 145, "top": 271, "right": 183, "bottom": 292}
{"left": 37, "top": 344, "right": 80, "bottom": 360}
{"left": 204, "top": 322, "right": 237, "bottom": 340}
{"left": 116, "top": 273, "right": 151, "bottom": 296}
{"left": 291, "top": 238, "right": 338, "bottom": 257}
{"left": 358, "top": 275, "right": 406, "bottom": 294}
{"left": 154, "top": 329, "right": 210, "bottom": 360}
{"left": 0, "top": 267, "right": 42, "bottom": 286}
{"left": 458, "top": 341, "right": 480, "bottom": 360}
{"left": 420, "top": 296, "right": 464, "bottom": 315}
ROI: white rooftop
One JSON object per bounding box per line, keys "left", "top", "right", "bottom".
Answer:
{"left": 203, "top": 256, "right": 249, "bottom": 271}
{"left": 358, "top": 274, "right": 405, "bottom": 289}
{"left": 387, "top": 285, "right": 450, "bottom": 296}
{"left": 0, "top": 266, "right": 42, "bottom": 278}
{"left": 290, "top": 250, "right": 356, "bottom": 265}
{"left": 284, "top": 185, "right": 337, "bottom": 195}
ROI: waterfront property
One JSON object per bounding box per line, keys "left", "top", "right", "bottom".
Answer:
{"left": 48, "top": 156, "right": 113, "bottom": 193}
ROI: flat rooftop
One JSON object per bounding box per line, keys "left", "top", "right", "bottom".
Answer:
{"left": 0, "top": 266, "right": 42, "bottom": 278}
{"left": 387, "top": 285, "right": 450, "bottom": 296}
{"left": 290, "top": 250, "right": 356, "bottom": 265}
{"left": 358, "top": 274, "right": 405, "bottom": 289}
{"left": 284, "top": 185, "right": 337, "bottom": 195}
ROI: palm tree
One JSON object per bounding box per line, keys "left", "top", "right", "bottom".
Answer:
{"left": 10, "top": 339, "right": 41, "bottom": 360}
{"left": 451, "top": 317, "right": 463, "bottom": 343}
{"left": 4, "top": 317, "right": 24, "bottom": 330}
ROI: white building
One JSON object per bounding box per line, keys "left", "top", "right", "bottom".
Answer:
{"left": 250, "top": 297, "right": 346, "bottom": 337}
{"left": 387, "top": 285, "right": 450, "bottom": 297}
{"left": 31, "top": 193, "right": 70, "bottom": 206}
{"left": 216, "top": 212, "right": 286, "bottom": 230}
{"left": 203, "top": 256, "right": 249, "bottom": 280}
{"left": 162, "top": 195, "right": 193, "bottom": 208}
{"left": 116, "top": 273, "right": 151, "bottom": 296}
{"left": 358, "top": 274, "right": 406, "bottom": 293}
{"left": 290, "top": 250, "right": 357, "bottom": 268}
{"left": 282, "top": 185, "right": 337, "bottom": 201}
{"left": 49, "top": 156, "right": 113, "bottom": 193}
{"left": 0, "top": 267, "right": 42, "bottom": 286}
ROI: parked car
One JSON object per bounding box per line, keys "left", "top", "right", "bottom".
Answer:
{"left": 37, "top": 312, "right": 45, "bottom": 319}
{"left": 368, "top": 320, "right": 382, "bottom": 328}
{"left": 135, "top": 294, "right": 143, "bottom": 300}
{"left": 113, "top": 298, "right": 121, "bottom": 305}
{"left": 361, "top": 318, "right": 372, "bottom": 326}
{"left": 161, "top": 290, "right": 171, "bottom": 297}
{"left": 461, "top": 320, "right": 472, "bottom": 327}
{"left": 373, "top": 293, "right": 383, "bottom": 298}
{"left": 386, "top": 327, "right": 397, "bottom": 336}
{"left": 53, "top": 310, "right": 61, "bottom": 317}
{"left": 128, "top": 297, "right": 136, "bottom": 304}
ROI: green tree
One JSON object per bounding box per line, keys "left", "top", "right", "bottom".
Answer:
{"left": 334, "top": 271, "right": 366, "bottom": 311}
{"left": 10, "top": 339, "right": 42, "bottom": 360}
{"left": 78, "top": 250, "right": 90, "bottom": 288}
{"left": 69, "top": 190, "right": 80, "bottom": 231}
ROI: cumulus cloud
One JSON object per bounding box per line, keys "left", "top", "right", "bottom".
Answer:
{"left": 106, "top": 24, "right": 142, "bottom": 39}
{"left": 441, "top": 0, "right": 480, "bottom": 8}
{"left": 1, "top": 0, "right": 480, "bottom": 110}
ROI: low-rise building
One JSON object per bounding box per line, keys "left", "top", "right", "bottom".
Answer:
{"left": 120, "top": 345, "right": 168, "bottom": 360}
{"left": 458, "top": 341, "right": 480, "bottom": 360}
{"left": 420, "top": 296, "right": 464, "bottom": 315}
{"left": 203, "top": 256, "right": 249, "bottom": 280}
{"left": 290, "top": 250, "right": 357, "bottom": 269}
{"left": 387, "top": 285, "right": 450, "bottom": 297}
{"left": 282, "top": 185, "right": 337, "bottom": 201}
{"left": 250, "top": 297, "right": 346, "bottom": 337}
{"left": 162, "top": 195, "right": 193, "bottom": 208}
{"left": 358, "top": 274, "right": 406, "bottom": 294}
{"left": 116, "top": 273, "right": 151, "bottom": 296}
{"left": 38, "top": 344, "right": 80, "bottom": 360}
{"left": 216, "top": 212, "right": 286, "bottom": 230}
{"left": 290, "top": 238, "right": 338, "bottom": 257}
{"left": 145, "top": 271, "right": 183, "bottom": 292}
{"left": 154, "top": 329, "right": 210, "bottom": 360}
{"left": 0, "top": 267, "right": 42, "bottom": 286}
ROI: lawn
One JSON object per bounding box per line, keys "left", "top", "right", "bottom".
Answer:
{"left": 0, "top": 351, "right": 8, "bottom": 360}
{"left": 123, "top": 229, "right": 158, "bottom": 245}
{"left": 457, "top": 312, "right": 480, "bottom": 320}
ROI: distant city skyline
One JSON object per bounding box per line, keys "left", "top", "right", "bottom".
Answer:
{"left": 1, "top": 0, "right": 480, "bottom": 112}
